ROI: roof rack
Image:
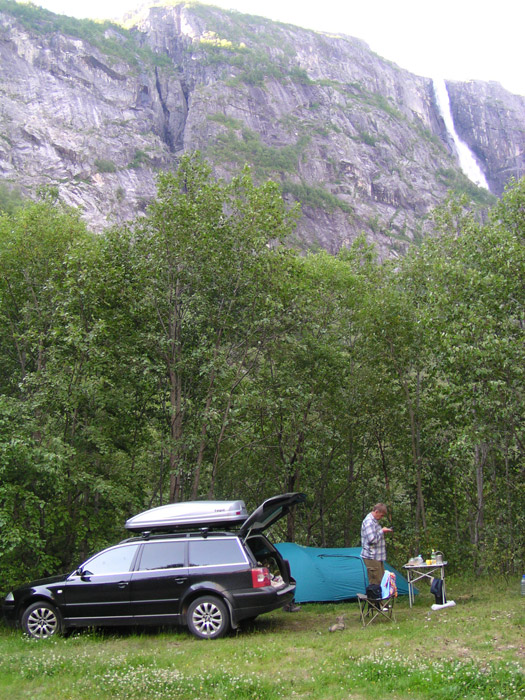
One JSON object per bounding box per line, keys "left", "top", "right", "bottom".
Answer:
{"left": 120, "top": 529, "right": 237, "bottom": 544}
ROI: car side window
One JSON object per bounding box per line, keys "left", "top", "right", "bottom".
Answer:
{"left": 82, "top": 544, "right": 140, "bottom": 576}
{"left": 138, "top": 541, "right": 186, "bottom": 571}
{"left": 189, "top": 539, "right": 246, "bottom": 567}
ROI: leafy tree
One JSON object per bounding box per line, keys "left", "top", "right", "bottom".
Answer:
{"left": 0, "top": 198, "right": 87, "bottom": 392}
{"left": 0, "top": 198, "right": 97, "bottom": 583}
{"left": 399, "top": 184, "right": 525, "bottom": 571}
{"left": 132, "top": 153, "right": 299, "bottom": 502}
{"left": 1, "top": 164, "right": 524, "bottom": 589}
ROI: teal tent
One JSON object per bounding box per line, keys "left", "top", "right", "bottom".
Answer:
{"left": 275, "top": 543, "right": 410, "bottom": 603}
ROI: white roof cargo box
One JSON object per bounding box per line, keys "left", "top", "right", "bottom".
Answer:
{"left": 125, "top": 500, "right": 249, "bottom": 532}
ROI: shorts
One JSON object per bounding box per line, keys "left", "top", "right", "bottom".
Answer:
{"left": 363, "top": 558, "right": 385, "bottom": 585}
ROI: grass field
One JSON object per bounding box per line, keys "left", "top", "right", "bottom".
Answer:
{"left": 0, "top": 576, "right": 523, "bottom": 699}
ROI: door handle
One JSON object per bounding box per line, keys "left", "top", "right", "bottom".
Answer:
{"left": 118, "top": 581, "right": 129, "bottom": 589}
{"left": 174, "top": 577, "right": 188, "bottom": 584}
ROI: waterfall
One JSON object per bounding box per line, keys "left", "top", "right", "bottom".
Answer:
{"left": 432, "top": 78, "right": 489, "bottom": 190}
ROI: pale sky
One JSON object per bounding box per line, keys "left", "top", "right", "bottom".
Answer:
{"left": 35, "top": 0, "right": 525, "bottom": 96}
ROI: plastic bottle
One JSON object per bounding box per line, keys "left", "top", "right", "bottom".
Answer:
{"left": 521, "top": 575, "right": 525, "bottom": 596}
{"left": 431, "top": 549, "right": 436, "bottom": 564}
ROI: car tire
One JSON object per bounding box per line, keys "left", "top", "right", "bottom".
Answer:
{"left": 22, "top": 601, "right": 63, "bottom": 639}
{"left": 186, "top": 595, "right": 230, "bottom": 639}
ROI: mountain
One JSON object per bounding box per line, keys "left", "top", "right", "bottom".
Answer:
{"left": 0, "top": 1, "right": 523, "bottom": 257}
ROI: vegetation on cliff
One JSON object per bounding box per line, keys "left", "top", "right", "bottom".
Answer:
{"left": 1, "top": 0, "right": 512, "bottom": 255}
{"left": 0, "top": 0, "right": 171, "bottom": 68}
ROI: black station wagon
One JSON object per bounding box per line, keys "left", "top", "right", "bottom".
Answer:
{"left": 2, "top": 493, "right": 305, "bottom": 640}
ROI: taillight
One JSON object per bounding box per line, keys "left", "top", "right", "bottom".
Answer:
{"left": 251, "top": 567, "right": 271, "bottom": 588}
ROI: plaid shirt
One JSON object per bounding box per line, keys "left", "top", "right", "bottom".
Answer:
{"left": 361, "top": 512, "right": 386, "bottom": 561}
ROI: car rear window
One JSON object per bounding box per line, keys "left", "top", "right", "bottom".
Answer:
{"left": 138, "top": 541, "right": 186, "bottom": 570}
{"left": 189, "top": 538, "right": 246, "bottom": 567}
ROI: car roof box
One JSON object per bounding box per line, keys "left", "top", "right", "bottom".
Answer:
{"left": 125, "top": 500, "right": 249, "bottom": 532}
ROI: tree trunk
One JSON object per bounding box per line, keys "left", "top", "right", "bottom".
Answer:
{"left": 473, "top": 442, "right": 488, "bottom": 571}
{"left": 168, "top": 364, "right": 183, "bottom": 502}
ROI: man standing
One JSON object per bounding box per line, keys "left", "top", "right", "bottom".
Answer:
{"left": 361, "top": 503, "right": 393, "bottom": 585}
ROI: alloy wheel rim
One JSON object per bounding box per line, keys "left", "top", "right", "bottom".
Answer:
{"left": 27, "top": 607, "right": 58, "bottom": 638}
{"left": 192, "top": 601, "right": 223, "bottom": 635}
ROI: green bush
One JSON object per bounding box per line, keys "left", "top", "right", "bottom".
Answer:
{"left": 95, "top": 158, "right": 117, "bottom": 173}
{"left": 0, "top": 183, "right": 25, "bottom": 214}
{"left": 436, "top": 167, "right": 497, "bottom": 206}
{"left": 358, "top": 131, "right": 377, "bottom": 146}
{"left": 282, "top": 180, "right": 354, "bottom": 214}
{"left": 128, "top": 150, "right": 150, "bottom": 169}
{"left": 210, "top": 127, "right": 309, "bottom": 177}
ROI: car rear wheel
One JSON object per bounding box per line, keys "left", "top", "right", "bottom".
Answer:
{"left": 22, "top": 601, "right": 62, "bottom": 639}
{"left": 187, "top": 596, "right": 230, "bottom": 639}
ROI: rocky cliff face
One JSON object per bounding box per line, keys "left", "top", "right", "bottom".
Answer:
{"left": 446, "top": 80, "right": 525, "bottom": 196}
{"left": 0, "top": 1, "right": 523, "bottom": 257}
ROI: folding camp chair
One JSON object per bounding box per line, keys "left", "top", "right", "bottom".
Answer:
{"left": 357, "top": 592, "right": 396, "bottom": 627}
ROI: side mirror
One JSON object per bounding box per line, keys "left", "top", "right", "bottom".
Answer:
{"left": 73, "top": 567, "right": 91, "bottom": 580}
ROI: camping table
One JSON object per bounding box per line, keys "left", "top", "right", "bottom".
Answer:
{"left": 402, "top": 561, "right": 448, "bottom": 607}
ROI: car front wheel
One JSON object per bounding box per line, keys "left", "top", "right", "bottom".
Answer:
{"left": 22, "top": 601, "right": 62, "bottom": 639}
{"left": 187, "top": 596, "right": 230, "bottom": 639}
